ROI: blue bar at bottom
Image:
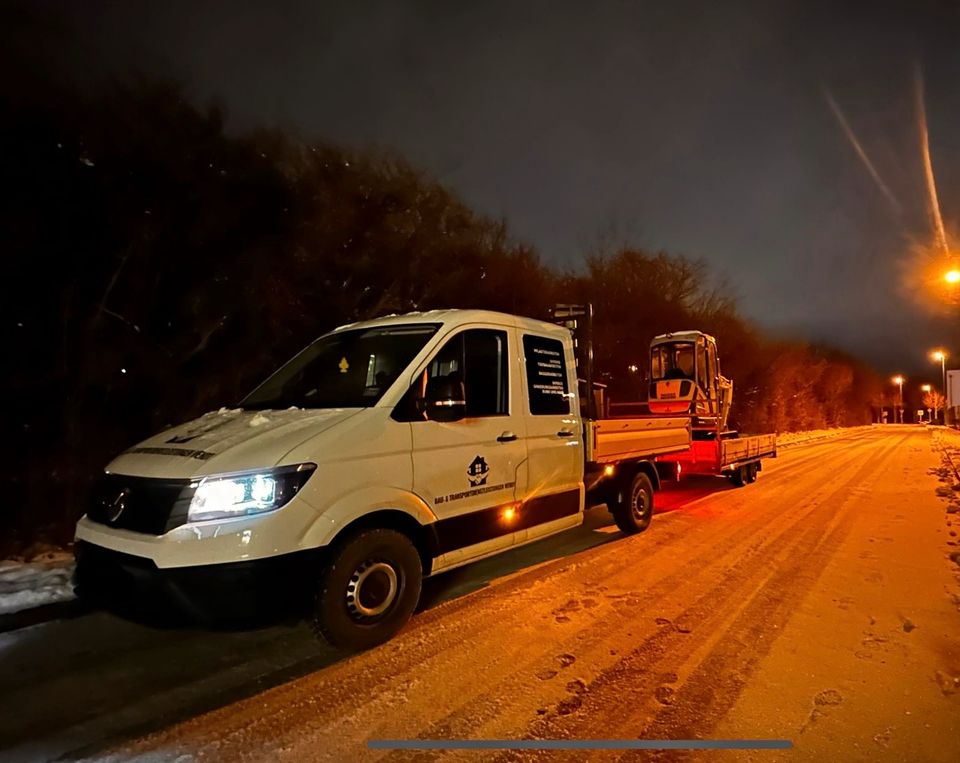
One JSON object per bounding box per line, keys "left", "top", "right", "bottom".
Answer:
{"left": 368, "top": 739, "right": 793, "bottom": 750}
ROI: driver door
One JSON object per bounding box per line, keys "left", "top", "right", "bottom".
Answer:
{"left": 402, "top": 326, "right": 528, "bottom": 563}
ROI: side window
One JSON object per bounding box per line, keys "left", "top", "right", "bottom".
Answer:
{"left": 395, "top": 328, "right": 509, "bottom": 420}
{"left": 523, "top": 334, "right": 570, "bottom": 415}
{"left": 651, "top": 348, "right": 664, "bottom": 380}
{"left": 696, "top": 342, "right": 708, "bottom": 391}
{"left": 462, "top": 330, "right": 509, "bottom": 416}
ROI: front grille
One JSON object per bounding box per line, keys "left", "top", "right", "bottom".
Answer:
{"left": 88, "top": 473, "right": 195, "bottom": 535}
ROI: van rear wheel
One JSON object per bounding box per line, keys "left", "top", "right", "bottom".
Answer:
{"left": 611, "top": 471, "right": 654, "bottom": 534}
{"left": 313, "top": 528, "right": 422, "bottom": 651}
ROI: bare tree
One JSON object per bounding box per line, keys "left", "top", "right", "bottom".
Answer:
{"left": 923, "top": 389, "right": 945, "bottom": 420}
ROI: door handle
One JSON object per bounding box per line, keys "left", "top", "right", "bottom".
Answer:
{"left": 497, "top": 432, "right": 518, "bottom": 442}
{"left": 557, "top": 430, "right": 575, "bottom": 437}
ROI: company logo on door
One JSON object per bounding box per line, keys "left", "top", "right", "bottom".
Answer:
{"left": 467, "top": 455, "right": 489, "bottom": 487}
{"left": 434, "top": 455, "right": 514, "bottom": 506}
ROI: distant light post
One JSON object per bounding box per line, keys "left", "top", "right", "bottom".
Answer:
{"left": 892, "top": 375, "right": 905, "bottom": 423}
{"left": 931, "top": 350, "right": 948, "bottom": 423}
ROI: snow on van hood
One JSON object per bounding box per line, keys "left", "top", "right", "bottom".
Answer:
{"left": 105, "top": 407, "right": 362, "bottom": 479}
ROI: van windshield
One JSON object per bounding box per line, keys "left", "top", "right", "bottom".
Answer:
{"left": 241, "top": 324, "right": 439, "bottom": 410}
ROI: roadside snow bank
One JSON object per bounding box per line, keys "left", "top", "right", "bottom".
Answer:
{"left": 776, "top": 425, "right": 875, "bottom": 448}
{"left": 0, "top": 550, "right": 75, "bottom": 616}
{"left": 935, "top": 427, "right": 960, "bottom": 480}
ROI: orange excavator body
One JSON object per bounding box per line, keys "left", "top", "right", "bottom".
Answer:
{"left": 648, "top": 331, "right": 732, "bottom": 430}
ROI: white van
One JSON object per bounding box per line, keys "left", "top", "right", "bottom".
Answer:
{"left": 75, "top": 309, "right": 690, "bottom": 648}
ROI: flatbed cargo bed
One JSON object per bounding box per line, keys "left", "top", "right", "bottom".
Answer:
{"left": 585, "top": 416, "right": 692, "bottom": 464}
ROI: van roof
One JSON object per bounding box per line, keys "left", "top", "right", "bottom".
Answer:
{"left": 332, "top": 309, "right": 567, "bottom": 337}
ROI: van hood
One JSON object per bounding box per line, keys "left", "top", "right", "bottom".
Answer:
{"left": 105, "top": 407, "right": 363, "bottom": 479}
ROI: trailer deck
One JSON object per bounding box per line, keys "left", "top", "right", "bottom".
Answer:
{"left": 657, "top": 432, "right": 777, "bottom": 476}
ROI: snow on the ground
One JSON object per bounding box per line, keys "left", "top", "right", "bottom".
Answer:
{"left": 0, "top": 550, "right": 75, "bottom": 616}
{"left": 938, "top": 426, "right": 960, "bottom": 452}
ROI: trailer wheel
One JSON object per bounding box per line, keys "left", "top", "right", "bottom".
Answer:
{"left": 611, "top": 471, "right": 654, "bottom": 534}
{"left": 728, "top": 467, "right": 747, "bottom": 487}
{"left": 313, "top": 528, "right": 422, "bottom": 651}
{"left": 745, "top": 463, "right": 758, "bottom": 483}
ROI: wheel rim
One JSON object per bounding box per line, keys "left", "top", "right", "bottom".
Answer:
{"left": 631, "top": 483, "right": 649, "bottom": 521}
{"left": 346, "top": 560, "right": 399, "bottom": 619}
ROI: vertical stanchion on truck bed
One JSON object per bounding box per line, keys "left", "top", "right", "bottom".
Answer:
{"left": 551, "top": 303, "right": 596, "bottom": 420}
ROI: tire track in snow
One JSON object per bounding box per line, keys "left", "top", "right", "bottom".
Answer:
{"left": 392, "top": 436, "right": 888, "bottom": 758}
{"left": 486, "top": 433, "right": 908, "bottom": 761}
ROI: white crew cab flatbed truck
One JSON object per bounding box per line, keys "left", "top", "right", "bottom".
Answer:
{"left": 75, "top": 309, "right": 691, "bottom": 649}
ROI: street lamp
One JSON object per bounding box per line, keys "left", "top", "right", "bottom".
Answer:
{"left": 892, "top": 375, "right": 905, "bottom": 424}
{"left": 922, "top": 384, "right": 932, "bottom": 422}
{"left": 931, "top": 350, "right": 948, "bottom": 423}
{"left": 947, "top": 268, "right": 960, "bottom": 308}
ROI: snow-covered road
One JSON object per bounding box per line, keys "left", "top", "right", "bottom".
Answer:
{"left": 2, "top": 427, "right": 958, "bottom": 762}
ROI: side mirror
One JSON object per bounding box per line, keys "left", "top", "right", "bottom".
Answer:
{"left": 423, "top": 377, "right": 466, "bottom": 422}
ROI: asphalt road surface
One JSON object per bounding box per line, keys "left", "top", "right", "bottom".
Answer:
{"left": 2, "top": 427, "right": 958, "bottom": 762}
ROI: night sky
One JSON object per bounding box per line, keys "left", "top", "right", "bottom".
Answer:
{"left": 38, "top": 0, "right": 960, "bottom": 377}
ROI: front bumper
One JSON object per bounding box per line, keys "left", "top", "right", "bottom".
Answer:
{"left": 74, "top": 541, "right": 322, "bottom": 622}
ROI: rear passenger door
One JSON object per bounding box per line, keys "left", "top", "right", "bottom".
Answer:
{"left": 520, "top": 332, "right": 584, "bottom": 536}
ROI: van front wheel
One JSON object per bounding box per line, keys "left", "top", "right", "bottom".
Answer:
{"left": 313, "top": 528, "right": 422, "bottom": 651}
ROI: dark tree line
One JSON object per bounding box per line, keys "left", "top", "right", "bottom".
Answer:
{"left": 2, "top": 66, "right": 881, "bottom": 553}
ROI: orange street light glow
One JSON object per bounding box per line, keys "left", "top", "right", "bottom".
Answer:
{"left": 892, "top": 375, "right": 904, "bottom": 385}
{"left": 931, "top": 350, "right": 946, "bottom": 361}
{"left": 921, "top": 384, "right": 932, "bottom": 392}
{"left": 946, "top": 269, "right": 960, "bottom": 284}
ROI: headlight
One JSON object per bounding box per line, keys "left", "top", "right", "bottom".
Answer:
{"left": 187, "top": 464, "right": 316, "bottom": 523}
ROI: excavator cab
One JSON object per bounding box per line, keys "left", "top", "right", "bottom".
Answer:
{"left": 648, "top": 331, "right": 733, "bottom": 431}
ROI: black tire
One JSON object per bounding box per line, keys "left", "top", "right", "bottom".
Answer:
{"left": 745, "top": 463, "right": 758, "bottom": 483}
{"left": 610, "top": 471, "right": 655, "bottom": 534}
{"left": 728, "top": 466, "right": 747, "bottom": 487}
{"left": 313, "top": 528, "right": 422, "bottom": 651}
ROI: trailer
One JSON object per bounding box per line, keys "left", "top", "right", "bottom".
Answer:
{"left": 644, "top": 329, "right": 777, "bottom": 485}
{"left": 656, "top": 430, "right": 778, "bottom": 486}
